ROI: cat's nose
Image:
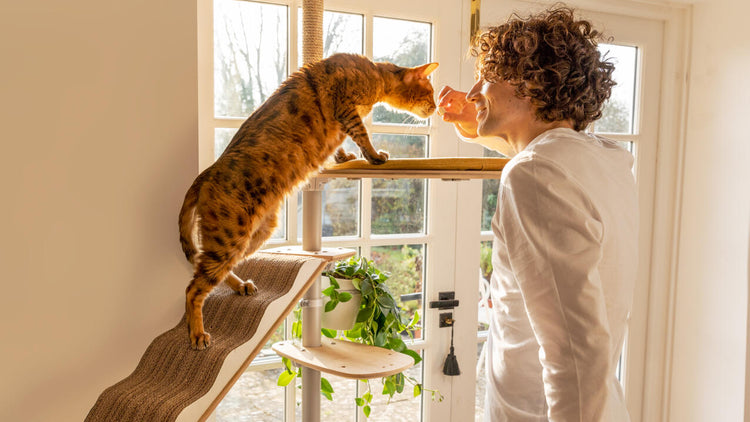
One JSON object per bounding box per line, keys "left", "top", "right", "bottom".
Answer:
{"left": 423, "top": 103, "right": 437, "bottom": 117}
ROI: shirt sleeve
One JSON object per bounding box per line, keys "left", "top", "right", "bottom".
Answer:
{"left": 497, "top": 155, "right": 610, "bottom": 422}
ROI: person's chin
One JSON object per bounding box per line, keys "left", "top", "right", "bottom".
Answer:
{"left": 476, "top": 125, "right": 492, "bottom": 137}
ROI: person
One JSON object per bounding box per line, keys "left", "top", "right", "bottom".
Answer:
{"left": 438, "top": 6, "right": 637, "bottom": 422}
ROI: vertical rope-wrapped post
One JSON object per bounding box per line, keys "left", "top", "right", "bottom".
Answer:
{"left": 300, "top": 1, "right": 324, "bottom": 422}
{"left": 301, "top": 0, "right": 324, "bottom": 65}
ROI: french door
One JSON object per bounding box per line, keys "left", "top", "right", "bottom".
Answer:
{"left": 468, "top": 1, "right": 666, "bottom": 421}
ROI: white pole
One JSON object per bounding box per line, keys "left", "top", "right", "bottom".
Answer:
{"left": 301, "top": 180, "right": 323, "bottom": 422}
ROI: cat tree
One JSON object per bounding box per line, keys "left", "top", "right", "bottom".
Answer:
{"left": 266, "top": 2, "right": 415, "bottom": 421}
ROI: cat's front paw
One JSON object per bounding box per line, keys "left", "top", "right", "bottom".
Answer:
{"left": 334, "top": 148, "right": 357, "bottom": 163}
{"left": 366, "top": 150, "right": 389, "bottom": 165}
{"left": 190, "top": 330, "right": 211, "bottom": 350}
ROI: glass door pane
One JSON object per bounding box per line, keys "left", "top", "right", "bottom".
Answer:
{"left": 372, "top": 17, "right": 432, "bottom": 126}
{"left": 214, "top": 0, "right": 288, "bottom": 118}
{"left": 595, "top": 44, "right": 638, "bottom": 135}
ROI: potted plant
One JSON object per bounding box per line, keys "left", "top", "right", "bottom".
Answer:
{"left": 320, "top": 267, "right": 361, "bottom": 331}
{"left": 277, "top": 255, "right": 442, "bottom": 417}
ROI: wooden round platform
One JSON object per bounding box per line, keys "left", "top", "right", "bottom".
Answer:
{"left": 272, "top": 338, "right": 415, "bottom": 380}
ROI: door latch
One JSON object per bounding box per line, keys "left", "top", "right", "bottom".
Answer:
{"left": 429, "top": 291, "right": 459, "bottom": 310}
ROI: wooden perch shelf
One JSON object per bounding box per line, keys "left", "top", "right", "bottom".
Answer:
{"left": 320, "top": 157, "right": 509, "bottom": 180}
{"left": 263, "top": 246, "right": 356, "bottom": 262}
{"left": 272, "top": 338, "right": 415, "bottom": 380}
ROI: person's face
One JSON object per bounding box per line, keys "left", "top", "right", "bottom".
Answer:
{"left": 466, "top": 78, "right": 536, "bottom": 140}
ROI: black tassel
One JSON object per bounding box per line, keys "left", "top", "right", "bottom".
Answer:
{"left": 442, "top": 323, "right": 461, "bottom": 376}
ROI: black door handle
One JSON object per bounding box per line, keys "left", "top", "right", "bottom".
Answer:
{"left": 429, "top": 291, "right": 459, "bottom": 310}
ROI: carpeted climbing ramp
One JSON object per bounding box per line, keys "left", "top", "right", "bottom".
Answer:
{"left": 86, "top": 252, "right": 327, "bottom": 422}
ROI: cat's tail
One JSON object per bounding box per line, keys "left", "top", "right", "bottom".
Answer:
{"left": 179, "top": 174, "right": 205, "bottom": 265}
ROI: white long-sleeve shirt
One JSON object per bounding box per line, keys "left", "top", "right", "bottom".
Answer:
{"left": 483, "top": 128, "right": 638, "bottom": 421}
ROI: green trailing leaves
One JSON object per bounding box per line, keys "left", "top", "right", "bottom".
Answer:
{"left": 324, "top": 300, "right": 338, "bottom": 313}
{"left": 356, "top": 305, "right": 375, "bottom": 322}
{"left": 277, "top": 370, "right": 296, "bottom": 387}
{"left": 327, "top": 275, "right": 340, "bottom": 289}
{"left": 320, "top": 377, "right": 334, "bottom": 401}
{"left": 321, "top": 285, "right": 336, "bottom": 297}
{"left": 388, "top": 336, "right": 407, "bottom": 353}
{"left": 276, "top": 357, "right": 296, "bottom": 387}
{"left": 383, "top": 379, "right": 396, "bottom": 396}
{"left": 401, "top": 348, "right": 423, "bottom": 365}
{"left": 413, "top": 384, "right": 422, "bottom": 397}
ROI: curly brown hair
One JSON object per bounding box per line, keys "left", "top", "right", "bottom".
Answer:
{"left": 470, "top": 6, "right": 615, "bottom": 131}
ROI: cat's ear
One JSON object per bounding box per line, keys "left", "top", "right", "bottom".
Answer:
{"left": 417, "top": 62, "right": 439, "bottom": 78}
{"left": 405, "top": 62, "right": 439, "bottom": 83}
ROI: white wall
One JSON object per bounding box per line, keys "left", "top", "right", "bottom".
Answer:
{"left": 0, "top": 2, "right": 197, "bottom": 421}
{"left": 670, "top": 0, "right": 750, "bottom": 421}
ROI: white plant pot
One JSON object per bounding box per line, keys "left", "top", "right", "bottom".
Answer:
{"left": 321, "top": 276, "right": 362, "bottom": 331}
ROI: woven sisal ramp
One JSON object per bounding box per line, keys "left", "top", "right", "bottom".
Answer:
{"left": 86, "top": 252, "right": 326, "bottom": 422}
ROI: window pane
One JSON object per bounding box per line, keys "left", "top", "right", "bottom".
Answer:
{"left": 373, "top": 133, "right": 427, "bottom": 158}
{"left": 596, "top": 44, "right": 637, "bottom": 134}
{"left": 364, "top": 356, "right": 423, "bottom": 421}
{"left": 304, "top": 374, "right": 357, "bottom": 420}
{"left": 323, "top": 178, "right": 360, "bottom": 237}
{"left": 214, "top": 128, "right": 286, "bottom": 241}
{"left": 298, "top": 10, "right": 364, "bottom": 67}
{"left": 371, "top": 134, "right": 427, "bottom": 235}
{"left": 371, "top": 245, "right": 424, "bottom": 340}
{"left": 480, "top": 148, "right": 504, "bottom": 232}
{"left": 372, "top": 17, "right": 432, "bottom": 126}
{"left": 215, "top": 366, "right": 285, "bottom": 421}
{"left": 215, "top": 128, "right": 236, "bottom": 160}
{"left": 478, "top": 240, "right": 492, "bottom": 332}
{"left": 259, "top": 323, "right": 285, "bottom": 358}
{"left": 371, "top": 178, "right": 425, "bottom": 235}
{"left": 214, "top": 0, "right": 288, "bottom": 118}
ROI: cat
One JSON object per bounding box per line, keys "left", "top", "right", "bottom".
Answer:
{"left": 179, "top": 53, "right": 439, "bottom": 349}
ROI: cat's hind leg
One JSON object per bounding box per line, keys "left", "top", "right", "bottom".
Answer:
{"left": 185, "top": 269, "right": 215, "bottom": 350}
{"left": 224, "top": 202, "right": 281, "bottom": 296}
{"left": 186, "top": 241, "right": 248, "bottom": 350}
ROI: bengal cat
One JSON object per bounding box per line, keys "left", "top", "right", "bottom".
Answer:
{"left": 179, "top": 53, "right": 439, "bottom": 349}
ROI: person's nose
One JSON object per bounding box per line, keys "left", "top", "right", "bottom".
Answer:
{"left": 466, "top": 79, "right": 482, "bottom": 104}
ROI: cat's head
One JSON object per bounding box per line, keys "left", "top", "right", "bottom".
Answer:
{"left": 381, "top": 62, "right": 439, "bottom": 119}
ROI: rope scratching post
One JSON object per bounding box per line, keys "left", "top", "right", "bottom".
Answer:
{"left": 299, "top": 1, "right": 325, "bottom": 421}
